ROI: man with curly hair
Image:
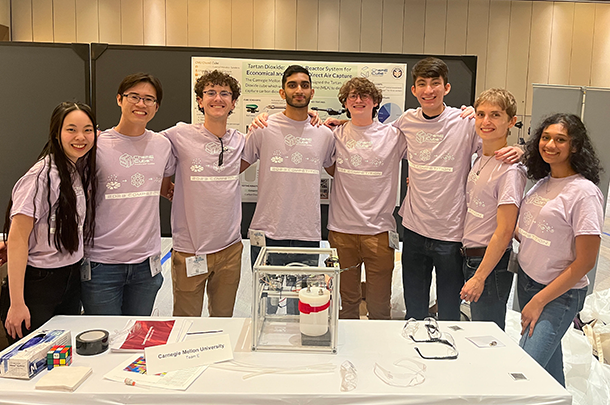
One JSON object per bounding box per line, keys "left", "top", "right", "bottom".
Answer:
{"left": 327, "top": 77, "right": 407, "bottom": 320}
{"left": 162, "top": 70, "right": 245, "bottom": 317}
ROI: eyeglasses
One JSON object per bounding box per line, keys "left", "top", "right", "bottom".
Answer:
{"left": 122, "top": 93, "right": 157, "bottom": 106}
{"left": 202, "top": 90, "right": 233, "bottom": 99}
{"left": 347, "top": 93, "right": 372, "bottom": 101}
{"left": 402, "top": 317, "right": 459, "bottom": 360}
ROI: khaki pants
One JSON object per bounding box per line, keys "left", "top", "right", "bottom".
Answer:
{"left": 172, "top": 241, "right": 243, "bottom": 317}
{"left": 329, "top": 231, "right": 394, "bottom": 320}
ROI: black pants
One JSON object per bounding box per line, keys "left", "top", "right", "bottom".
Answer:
{"left": 0, "top": 262, "right": 81, "bottom": 345}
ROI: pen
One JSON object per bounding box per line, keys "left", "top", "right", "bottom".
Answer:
{"left": 186, "top": 330, "right": 223, "bottom": 335}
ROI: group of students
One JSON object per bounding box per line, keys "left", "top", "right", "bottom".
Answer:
{"left": 0, "top": 57, "right": 603, "bottom": 387}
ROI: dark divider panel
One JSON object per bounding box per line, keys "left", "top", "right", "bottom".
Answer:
{"left": 90, "top": 43, "right": 476, "bottom": 239}
{"left": 0, "top": 42, "right": 89, "bottom": 225}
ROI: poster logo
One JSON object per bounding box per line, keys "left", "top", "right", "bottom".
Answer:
{"left": 392, "top": 67, "right": 403, "bottom": 79}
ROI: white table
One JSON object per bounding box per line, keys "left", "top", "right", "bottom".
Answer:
{"left": 0, "top": 316, "right": 571, "bottom": 405}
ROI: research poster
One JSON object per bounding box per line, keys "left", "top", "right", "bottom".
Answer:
{"left": 191, "top": 57, "right": 407, "bottom": 203}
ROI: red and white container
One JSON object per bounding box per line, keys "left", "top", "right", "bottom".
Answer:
{"left": 298, "top": 287, "right": 331, "bottom": 336}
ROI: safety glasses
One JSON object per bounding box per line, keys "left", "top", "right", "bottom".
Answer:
{"left": 402, "top": 317, "right": 459, "bottom": 360}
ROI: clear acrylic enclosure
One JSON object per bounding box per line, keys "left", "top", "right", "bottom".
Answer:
{"left": 251, "top": 247, "right": 340, "bottom": 353}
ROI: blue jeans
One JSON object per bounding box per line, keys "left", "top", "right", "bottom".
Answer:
{"left": 251, "top": 238, "right": 319, "bottom": 315}
{"left": 462, "top": 250, "right": 514, "bottom": 330}
{"left": 81, "top": 259, "right": 163, "bottom": 316}
{"left": 517, "top": 265, "right": 587, "bottom": 387}
{"left": 402, "top": 228, "right": 463, "bottom": 321}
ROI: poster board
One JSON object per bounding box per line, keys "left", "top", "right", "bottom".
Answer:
{"left": 191, "top": 56, "right": 408, "bottom": 204}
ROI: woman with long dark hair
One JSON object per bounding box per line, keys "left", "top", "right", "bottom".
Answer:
{"left": 517, "top": 113, "right": 603, "bottom": 386}
{"left": 0, "top": 101, "right": 97, "bottom": 342}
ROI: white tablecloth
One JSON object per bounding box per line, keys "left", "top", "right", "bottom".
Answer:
{"left": 0, "top": 316, "right": 570, "bottom": 405}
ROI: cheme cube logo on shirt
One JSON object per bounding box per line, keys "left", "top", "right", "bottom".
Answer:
{"left": 119, "top": 153, "right": 155, "bottom": 168}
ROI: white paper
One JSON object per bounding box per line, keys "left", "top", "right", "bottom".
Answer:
{"left": 103, "top": 354, "right": 207, "bottom": 391}
{"left": 35, "top": 367, "right": 92, "bottom": 392}
{"left": 466, "top": 335, "right": 505, "bottom": 348}
{"left": 145, "top": 333, "right": 233, "bottom": 374}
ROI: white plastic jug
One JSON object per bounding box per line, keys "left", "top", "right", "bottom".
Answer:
{"left": 298, "top": 287, "right": 331, "bottom": 337}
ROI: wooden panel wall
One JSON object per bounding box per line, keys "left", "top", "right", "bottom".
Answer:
{"left": 9, "top": 0, "right": 610, "bottom": 124}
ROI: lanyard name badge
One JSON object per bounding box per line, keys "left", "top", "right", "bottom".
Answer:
{"left": 80, "top": 258, "right": 91, "bottom": 282}
{"left": 388, "top": 230, "right": 399, "bottom": 250}
{"left": 250, "top": 229, "right": 266, "bottom": 248}
{"left": 149, "top": 254, "right": 162, "bottom": 277}
{"left": 186, "top": 254, "right": 208, "bottom": 277}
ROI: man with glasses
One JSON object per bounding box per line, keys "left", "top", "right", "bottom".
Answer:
{"left": 162, "top": 70, "right": 245, "bottom": 317}
{"left": 242, "top": 65, "right": 334, "bottom": 313}
{"left": 82, "top": 73, "right": 175, "bottom": 316}
{"left": 326, "top": 77, "right": 407, "bottom": 320}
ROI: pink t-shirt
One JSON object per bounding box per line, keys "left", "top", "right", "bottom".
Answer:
{"left": 328, "top": 121, "right": 407, "bottom": 235}
{"left": 243, "top": 113, "right": 335, "bottom": 241}
{"left": 87, "top": 128, "right": 175, "bottom": 264}
{"left": 462, "top": 159, "right": 526, "bottom": 248}
{"left": 163, "top": 123, "right": 244, "bottom": 255}
{"left": 517, "top": 174, "right": 603, "bottom": 289}
{"left": 11, "top": 156, "right": 85, "bottom": 268}
{"left": 392, "top": 106, "right": 480, "bottom": 242}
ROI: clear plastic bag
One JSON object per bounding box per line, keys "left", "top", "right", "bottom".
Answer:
{"left": 563, "top": 328, "right": 610, "bottom": 405}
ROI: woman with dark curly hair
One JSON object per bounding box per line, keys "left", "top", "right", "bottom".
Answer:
{"left": 517, "top": 113, "right": 603, "bottom": 386}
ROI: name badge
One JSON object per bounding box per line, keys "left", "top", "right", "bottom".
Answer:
{"left": 249, "top": 229, "right": 266, "bottom": 247}
{"left": 186, "top": 255, "right": 208, "bottom": 277}
{"left": 80, "top": 258, "right": 91, "bottom": 282}
{"left": 149, "top": 254, "right": 162, "bottom": 277}
{"left": 388, "top": 230, "right": 400, "bottom": 250}
{"left": 145, "top": 333, "right": 233, "bottom": 374}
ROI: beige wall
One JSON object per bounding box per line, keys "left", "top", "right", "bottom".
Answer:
{"left": 0, "top": 0, "right": 9, "bottom": 28}
{"left": 9, "top": 0, "right": 610, "bottom": 139}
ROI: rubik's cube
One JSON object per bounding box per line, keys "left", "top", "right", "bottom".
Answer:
{"left": 46, "top": 345, "right": 72, "bottom": 370}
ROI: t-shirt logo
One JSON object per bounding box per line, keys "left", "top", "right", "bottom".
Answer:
{"left": 291, "top": 152, "right": 303, "bottom": 164}
{"left": 525, "top": 193, "right": 549, "bottom": 207}
{"left": 284, "top": 134, "right": 312, "bottom": 147}
{"left": 119, "top": 153, "right": 155, "bottom": 168}
{"left": 415, "top": 130, "right": 444, "bottom": 144}
{"left": 191, "top": 158, "right": 204, "bottom": 172}
{"left": 106, "top": 174, "right": 121, "bottom": 190}
{"left": 205, "top": 142, "right": 222, "bottom": 155}
{"left": 345, "top": 139, "right": 372, "bottom": 150}
{"left": 131, "top": 173, "right": 145, "bottom": 188}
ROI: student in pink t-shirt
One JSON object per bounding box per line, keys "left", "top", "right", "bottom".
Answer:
{"left": 163, "top": 70, "right": 245, "bottom": 318}
{"left": 81, "top": 73, "right": 175, "bottom": 316}
{"left": 395, "top": 58, "right": 522, "bottom": 321}
{"left": 459, "top": 89, "right": 526, "bottom": 330}
{"left": 243, "top": 65, "right": 334, "bottom": 314}
{"left": 327, "top": 77, "right": 407, "bottom": 320}
{"left": 0, "top": 102, "right": 97, "bottom": 343}
{"left": 517, "top": 113, "right": 603, "bottom": 386}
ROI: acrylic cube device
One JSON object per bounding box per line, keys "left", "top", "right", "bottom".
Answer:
{"left": 251, "top": 247, "right": 340, "bottom": 353}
